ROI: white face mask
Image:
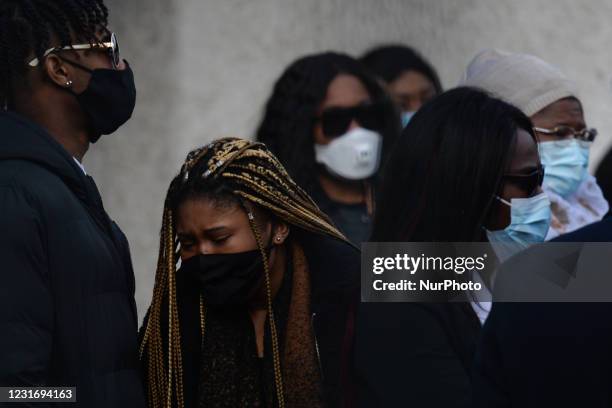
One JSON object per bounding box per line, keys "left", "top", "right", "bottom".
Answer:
{"left": 314, "top": 127, "right": 383, "bottom": 180}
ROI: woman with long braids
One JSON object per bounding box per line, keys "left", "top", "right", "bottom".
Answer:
{"left": 139, "top": 138, "right": 360, "bottom": 408}
{"left": 255, "top": 52, "right": 400, "bottom": 245}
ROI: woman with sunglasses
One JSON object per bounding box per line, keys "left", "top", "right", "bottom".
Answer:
{"left": 139, "top": 138, "right": 360, "bottom": 407}
{"left": 256, "top": 52, "right": 400, "bottom": 244}
{"left": 462, "top": 49, "right": 608, "bottom": 239}
{"left": 354, "top": 87, "right": 549, "bottom": 407}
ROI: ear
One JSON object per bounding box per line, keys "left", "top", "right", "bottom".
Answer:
{"left": 241, "top": 200, "right": 290, "bottom": 245}
{"left": 271, "top": 221, "right": 290, "bottom": 245}
{"left": 43, "top": 54, "right": 72, "bottom": 88}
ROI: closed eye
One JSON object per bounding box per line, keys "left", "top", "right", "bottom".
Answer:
{"left": 180, "top": 241, "right": 195, "bottom": 249}
{"left": 212, "top": 236, "right": 231, "bottom": 245}
{"left": 178, "top": 235, "right": 196, "bottom": 249}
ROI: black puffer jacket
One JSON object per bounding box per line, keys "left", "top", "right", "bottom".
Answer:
{"left": 0, "top": 112, "right": 145, "bottom": 407}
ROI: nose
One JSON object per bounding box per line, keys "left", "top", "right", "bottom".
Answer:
{"left": 198, "top": 242, "right": 211, "bottom": 255}
{"left": 410, "top": 101, "right": 423, "bottom": 111}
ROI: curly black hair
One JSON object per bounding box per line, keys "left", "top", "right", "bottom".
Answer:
{"left": 255, "top": 51, "right": 400, "bottom": 193}
{"left": 0, "top": 0, "right": 109, "bottom": 109}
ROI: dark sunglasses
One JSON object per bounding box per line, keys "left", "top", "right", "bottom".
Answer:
{"left": 28, "top": 32, "right": 121, "bottom": 69}
{"left": 502, "top": 164, "right": 545, "bottom": 196}
{"left": 316, "top": 102, "right": 386, "bottom": 139}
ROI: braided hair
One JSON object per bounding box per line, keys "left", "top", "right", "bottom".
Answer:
{"left": 255, "top": 51, "right": 400, "bottom": 193}
{"left": 139, "top": 138, "right": 348, "bottom": 408}
{"left": 0, "top": 0, "right": 108, "bottom": 109}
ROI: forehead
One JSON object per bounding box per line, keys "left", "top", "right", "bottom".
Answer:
{"left": 533, "top": 98, "right": 584, "bottom": 125}
{"left": 176, "top": 197, "right": 245, "bottom": 232}
{"left": 507, "top": 128, "right": 539, "bottom": 171}
{"left": 96, "top": 27, "right": 111, "bottom": 41}
{"left": 389, "top": 70, "right": 435, "bottom": 95}
{"left": 45, "top": 24, "right": 109, "bottom": 48}
{"left": 65, "top": 23, "right": 109, "bottom": 41}
{"left": 321, "top": 73, "right": 370, "bottom": 109}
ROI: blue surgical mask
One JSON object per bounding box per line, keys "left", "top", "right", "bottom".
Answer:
{"left": 401, "top": 111, "right": 416, "bottom": 127}
{"left": 486, "top": 192, "right": 551, "bottom": 262}
{"left": 538, "top": 139, "right": 590, "bottom": 197}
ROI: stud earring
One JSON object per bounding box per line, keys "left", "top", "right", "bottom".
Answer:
{"left": 275, "top": 236, "right": 282, "bottom": 242}
{"left": 65, "top": 80, "right": 73, "bottom": 87}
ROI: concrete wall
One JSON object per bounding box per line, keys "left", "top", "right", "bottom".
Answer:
{"left": 88, "top": 0, "right": 612, "bottom": 320}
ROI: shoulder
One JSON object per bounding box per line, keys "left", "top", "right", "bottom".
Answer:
{"left": 357, "top": 302, "right": 442, "bottom": 328}
{"left": 552, "top": 216, "right": 612, "bottom": 242}
{"left": 0, "top": 160, "right": 78, "bottom": 222}
{"left": 356, "top": 303, "right": 479, "bottom": 356}
{"left": 0, "top": 159, "right": 65, "bottom": 191}
{"left": 302, "top": 233, "right": 360, "bottom": 264}
{"left": 298, "top": 233, "right": 360, "bottom": 292}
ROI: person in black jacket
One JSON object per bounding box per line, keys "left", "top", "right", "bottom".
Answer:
{"left": 139, "top": 138, "right": 360, "bottom": 408}
{"left": 354, "top": 88, "right": 549, "bottom": 407}
{"left": 473, "top": 216, "right": 612, "bottom": 408}
{"left": 0, "top": 1, "right": 144, "bottom": 407}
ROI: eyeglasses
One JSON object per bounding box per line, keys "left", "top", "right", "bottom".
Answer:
{"left": 533, "top": 126, "right": 597, "bottom": 143}
{"left": 316, "top": 102, "right": 385, "bottom": 139}
{"left": 502, "top": 164, "right": 545, "bottom": 196}
{"left": 27, "top": 32, "right": 121, "bottom": 69}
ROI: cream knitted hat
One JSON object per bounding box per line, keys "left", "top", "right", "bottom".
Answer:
{"left": 459, "top": 49, "right": 579, "bottom": 116}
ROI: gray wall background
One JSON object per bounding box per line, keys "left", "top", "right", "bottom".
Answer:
{"left": 87, "top": 0, "right": 612, "bottom": 320}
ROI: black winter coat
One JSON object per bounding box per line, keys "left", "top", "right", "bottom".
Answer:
{"left": 0, "top": 112, "right": 145, "bottom": 407}
{"left": 473, "top": 216, "right": 612, "bottom": 408}
{"left": 353, "top": 302, "right": 481, "bottom": 407}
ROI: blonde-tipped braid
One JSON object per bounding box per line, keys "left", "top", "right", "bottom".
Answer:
{"left": 246, "top": 209, "right": 285, "bottom": 407}
{"left": 165, "top": 209, "right": 184, "bottom": 408}
{"left": 139, "top": 208, "right": 185, "bottom": 408}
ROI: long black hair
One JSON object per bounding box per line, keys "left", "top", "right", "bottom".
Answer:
{"left": 370, "top": 87, "right": 535, "bottom": 242}
{"left": 255, "top": 51, "right": 400, "bottom": 192}
{"left": 361, "top": 44, "right": 442, "bottom": 93}
{"left": 0, "top": 0, "right": 109, "bottom": 109}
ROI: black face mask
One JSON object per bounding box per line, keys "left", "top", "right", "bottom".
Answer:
{"left": 179, "top": 248, "right": 269, "bottom": 307}
{"left": 61, "top": 58, "right": 137, "bottom": 143}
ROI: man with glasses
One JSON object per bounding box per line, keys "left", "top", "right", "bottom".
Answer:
{"left": 461, "top": 48, "right": 608, "bottom": 240}
{"left": 0, "top": 1, "right": 144, "bottom": 406}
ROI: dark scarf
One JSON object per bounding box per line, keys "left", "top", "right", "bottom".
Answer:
{"left": 176, "top": 242, "right": 323, "bottom": 407}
